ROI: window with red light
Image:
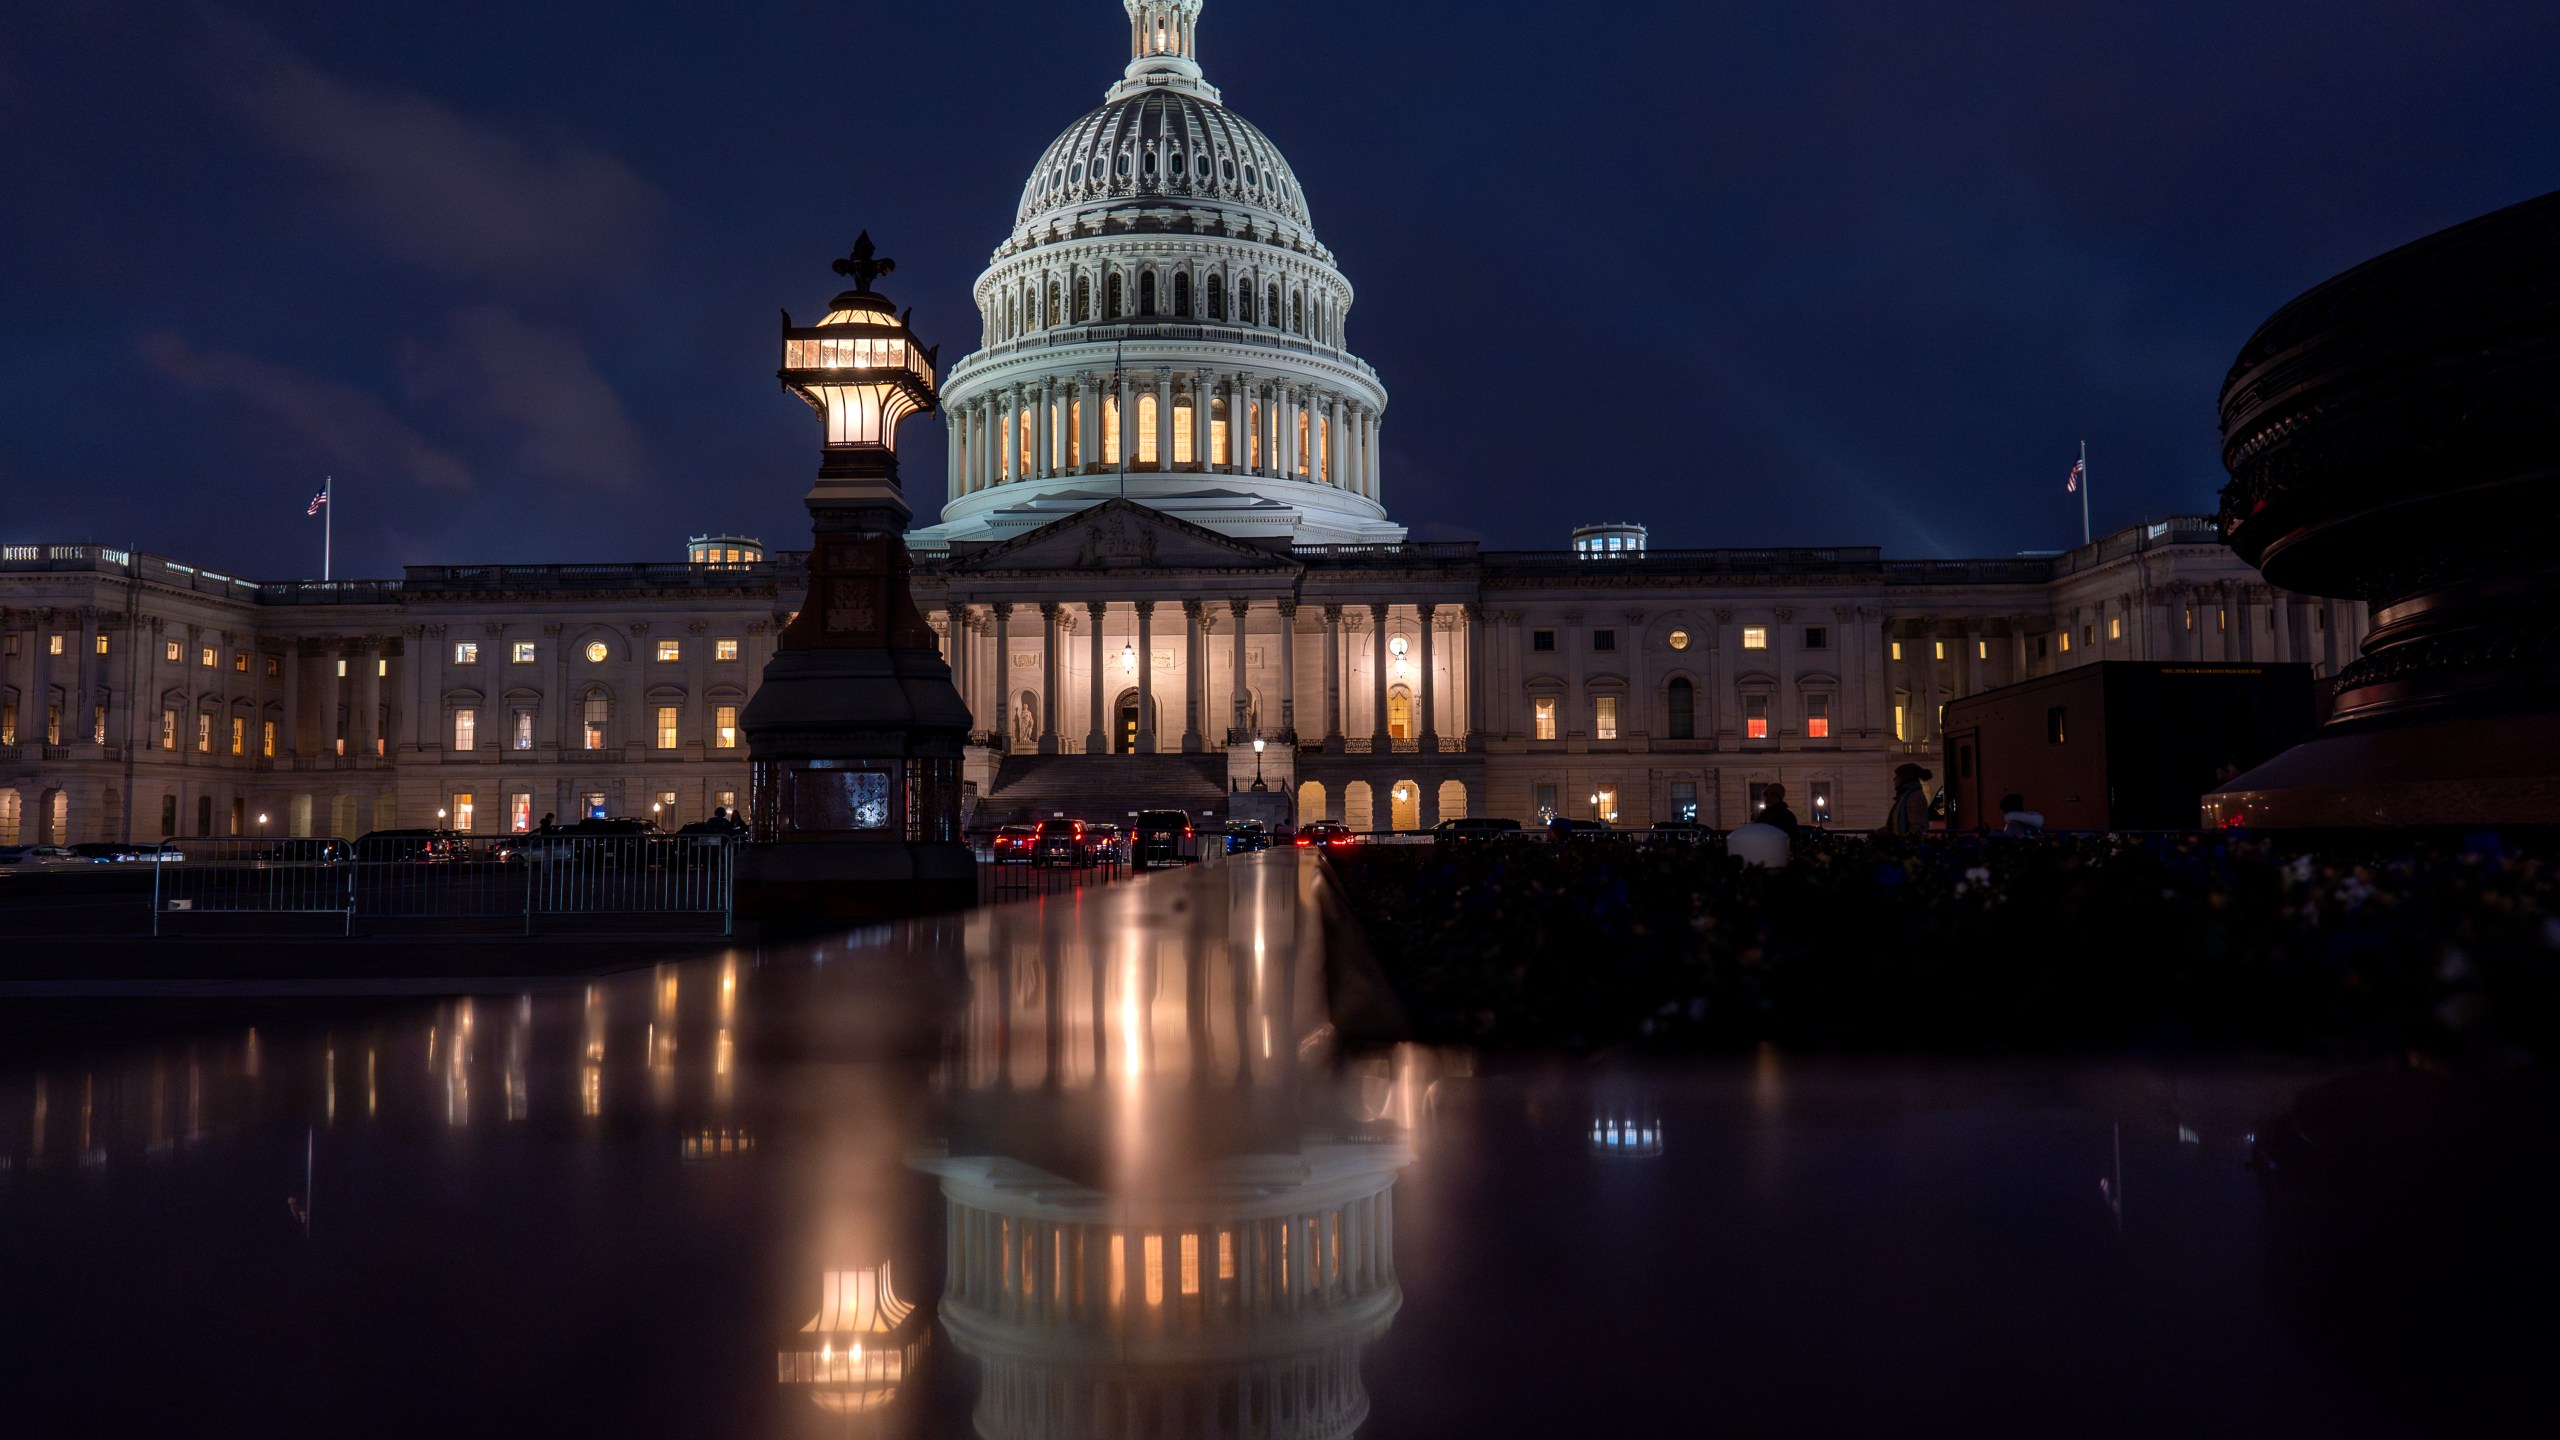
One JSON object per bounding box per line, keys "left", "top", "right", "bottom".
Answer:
{"left": 1745, "top": 694, "right": 1769, "bottom": 740}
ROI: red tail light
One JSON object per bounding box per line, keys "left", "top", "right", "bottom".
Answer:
{"left": 1295, "top": 835, "right": 1312, "bottom": 847}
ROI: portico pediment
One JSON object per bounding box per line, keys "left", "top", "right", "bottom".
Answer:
{"left": 943, "top": 498, "right": 1303, "bottom": 579}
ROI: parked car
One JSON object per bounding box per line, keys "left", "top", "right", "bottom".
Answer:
{"left": 0, "top": 845, "right": 83, "bottom": 865}
{"left": 70, "top": 842, "right": 150, "bottom": 863}
{"left": 511, "top": 818, "right": 661, "bottom": 867}
{"left": 1545, "top": 817, "right": 1617, "bottom": 842}
{"left": 1431, "top": 817, "right": 1521, "bottom": 845}
{"left": 1079, "top": 823, "right": 1125, "bottom": 864}
{"left": 1032, "top": 818, "right": 1089, "bottom": 866}
{"left": 353, "top": 829, "right": 461, "bottom": 864}
{"left": 1293, "top": 822, "right": 1357, "bottom": 851}
{"left": 1645, "top": 820, "right": 1711, "bottom": 847}
{"left": 990, "top": 824, "right": 1040, "bottom": 863}
{"left": 1133, "top": 810, "right": 1195, "bottom": 869}
{"left": 1222, "top": 820, "right": 1271, "bottom": 855}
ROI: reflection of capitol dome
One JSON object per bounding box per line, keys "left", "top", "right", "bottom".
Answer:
{"left": 912, "top": 0, "right": 1401, "bottom": 550}
{"left": 776, "top": 1263, "right": 929, "bottom": 1418}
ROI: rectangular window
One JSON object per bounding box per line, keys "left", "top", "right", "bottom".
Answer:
{"left": 715, "top": 639, "right": 740, "bottom": 662}
{"left": 1595, "top": 785, "right": 1619, "bottom": 823}
{"left": 265, "top": 655, "right": 280, "bottom": 678}
{"left": 2059, "top": 631, "right": 2072, "bottom": 653}
{"left": 654, "top": 790, "right": 677, "bottom": 825}
{"left": 262, "top": 720, "right": 275, "bottom": 758}
{"left": 453, "top": 708, "right": 477, "bottom": 751}
{"left": 1136, "top": 395, "right": 1159, "bottom": 465}
{"left": 1295, "top": 412, "right": 1310, "bottom": 475}
{"left": 1534, "top": 782, "right": 1559, "bottom": 820}
{"left": 1893, "top": 701, "right": 1908, "bottom": 743}
{"left": 509, "top": 793, "right": 532, "bottom": 833}
{"left": 454, "top": 642, "right": 479, "bottom": 664}
{"left": 1749, "top": 782, "right": 1770, "bottom": 816}
{"left": 713, "top": 789, "right": 737, "bottom": 816}
{"left": 1978, "top": 639, "right": 1989, "bottom": 660}
{"left": 1742, "top": 626, "right": 1768, "bottom": 650}
{"left": 1803, "top": 626, "right": 1828, "bottom": 650}
{"left": 513, "top": 641, "right": 537, "bottom": 664}
{"left": 377, "top": 659, "right": 388, "bottom": 678}
{"left": 580, "top": 790, "right": 607, "bottom": 820}
{"left": 2048, "top": 706, "right": 2068, "bottom": 745}
{"left": 2185, "top": 607, "right": 2197, "bottom": 631}
{"left": 161, "top": 709, "right": 176, "bottom": 750}
{"left": 1, "top": 634, "right": 15, "bottom": 658}
{"left": 1145, "top": 1233, "right": 1165, "bottom": 1307}
{"left": 1209, "top": 403, "right": 1227, "bottom": 468}
{"left": 161, "top": 639, "right": 180, "bottom": 663}
{"left": 45, "top": 705, "right": 59, "bottom": 745}
{"left": 94, "top": 634, "right": 109, "bottom": 655}
{"left": 336, "top": 659, "right": 347, "bottom": 678}
{"left": 1246, "top": 400, "right": 1260, "bottom": 468}
{"left": 513, "top": 710, "right": 534, "bottom": 750}
{"left": 1595, "top": 695, "right": 1618, "bottom": 740}
{"left": 1068, "top": 399, "right": 1083, "bottom": 466}
{"left": 1806, "top": 694, "right": 1831, "bottom": 740}
{"left": 1745, "top": 694, "right": 1769, "bottom": 740}
{"left": 654, "top": 706, "right": 679, "bottom": 750}
{"left": 196, "top": 712, "right": 212, "bottom": 753}
{"left": 452, "top": 793, "right": 474, "bottom": 833}
{"left": 0, "top": 700, "right": 12, "bottom": 745}
{"left": 229, "top": 716, "right": 245, "bottom": 756}
{"left": 714, "top": 704, "right": 739, "bottom": 749}
{"left": 200, "top": 646, "right": 216, "bottom": 667}
{"left": 2218, "top": 609, "right": 2229, "bottom": 633}
{"left": 1933, "top": 640, "right": 1946, "bottom": 661}
{"left": 233, "top": 651, "right": 248, "bottom": 672}
{"left": 2109, "top": 616, "right": 2123, "bottom": 641}
{"left": 1173, "top": 399, "right": 1195, "bottom": 465}
{"left": 1531, "top": 629, "right": 1556, "bottom": 652}
{"left": 1534, "top": 698, "right": 1557, "bottom": 741}
{"left": 1592, "top": 629, "right": 1616, "bottom": 652}
{"left": 1810, "top": 782, "right": 1834, "bottom": 824}
{"left": 2037, "top": 636, "right": 2051, "bottom": 658}
{"left": 48, "top": 634, "right": 64, "bottom": 656}
{"left": 583, "top": 697, "right": 608, "bottom": 751}
{"left": 160, "top": 794, "right": 176, "bottom": 838}
{"left": 1892, "top": 639, "right": 1905, "bottom": 662}
{"left": 1670, "top": 780, "right": 1697, "bottom": 823}
{"left": 1106, "top": 395, "right": 1124, "bottom": 463}
{"left": 656, "top": 639, "right": 681, "bottom": 663}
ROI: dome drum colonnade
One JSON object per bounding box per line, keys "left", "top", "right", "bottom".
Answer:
{"left": 918, "top": 0, "right": 1399, "bottom": 548}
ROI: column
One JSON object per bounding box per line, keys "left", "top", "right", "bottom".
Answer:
{"left": 1194, "top": 368, "right": 1214, "bottom": 468}
{"left": 1230, "top": 375, "right": 1252, "bottom": 469}
{"left": 1463, "top": 605, "right": 1487, "bottom": 746}
{"left": 1180, "top": 601, "right": 1204, "bottom": 754}
{"left": 1081, "top": 376, "right": 1102, "bottom": 472}
{"left": 281, "top": 636, "right": 303, "bottom": 757}
{"left": 1369, "top": 604, "right": 1391, "bottom": 746}
{"left": 1276, "top": 600, "right": 1298, "bottom": 738}
{"left": 944, "top": 604, "right": 970, "bottom": 726}
{"left": 1086, "top": 602, "right": 1107, "bottom": 754}
{"left": 1135, "top": 601, "right": 1158, "bottom": 753}
{"left": 1229, "top": 598, "right": 1251, "bottom": 738}
{"left": 1916, "top": 623, "right": 1942, "bottom": 747}
{"left": 351, "top": 638, "right": 382, "bottom": 759}
{"left": 991, "top": 604, "right": 1013, "bottom": 750}
{"left": 324, "top": 639, "right": 347, "bottom": 758}
{"left": 1417, "top": 604, "right": 1438, "bottom": 748}
{"left": 1322, "top": 605, "right": 1344, "bottom": 743}
{"left": 1038, "top": 603, "right": 1060, "bottom": 755}
{"left": 1036, "top": 379, "right": 1056, "bottom": 478}
{"left": 1363, "top": 409, "right": 1382, "bottom": 499}
{"left": 1153, "top": 370, "right": 1173, "bottom": 471}
{"left": 978, "top": 401, "right": 996, "bottom": 491}
{"left": 1115, "top": 369, "right": 1135, "bottom": 471}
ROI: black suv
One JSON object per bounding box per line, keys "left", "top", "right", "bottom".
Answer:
{"left": 1431, "top": 817, "right": 1521, "bottom": 845}
{"left": 1134, "top": 810, "right": 1194, "bottom": 869}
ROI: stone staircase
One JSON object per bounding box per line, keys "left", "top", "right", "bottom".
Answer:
{"left": 975, "top": 754, "right": 1231, "bottom": 827}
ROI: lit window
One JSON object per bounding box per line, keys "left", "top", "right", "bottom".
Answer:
{"left": 585, "top": 641, "right": 609, "bottom": 664}
{"left": 715, "top": 705, "right": 739, "bottom": 749}
{"left": 452, "top": 793, "right": 475, "bottom": 833}
{"left": 2218, "top": 609, "right": 2228, "bottom": 633}
{"left": 235, "top": 651, "right": 249, "bottom": 672}
{"left": 1105, "top": 394, "right": 1123, "bottom": 462}
{"left": 1534, "top": 698, "right": 1557, "bottom": 741}
{"left": 94, "top": 634, "right": 108, "bottom": 655}
{"left": 583, "top": 696, "right": 608, "bottom": 750}
{"left": 1893, "top": 702, "right": 1908, "bottom": 743}
{"left": 1810, "top": 782, "right": 1833, "bottom": 823}
{"left": 196, "top": 712, "right": 212, "bottom": 753}
{"left": 510, "top": 794, "right": 533, "bottom": 833}
{"left": 1741, "top": 627, "right": 1768, "bottom": 650}
{"left": 160, "top": 709, "right": 176, "bottom": 750}
{"left": 715, "top": 639, "right": 739, "bottom": 662}
{"left": 1978, "top": 640, "right": 1989, "bottom": 660}
{"left": 164, "top": 640, "right": 181, "bottom": 663}
{"left": 2108, "top": 616, "right": 2123, "bottom": 641}
{"left": 713, "top": 789, "right": 737, "bottom": 815}
{"left": 655, "top": 706, "right": 679, "bottom": 750}
{"left": 654, "top": 790, "right": 676, "bottom": 822}
{"left": 657, "top": 640, "right": 681, "bottom": 663}
{"left": 1595, "top": 785, "right": 1619, "bottom": 823}
{"left": 454, "top": 708, "right": 477, "bottom": 751}
{"left": 454, "top": 642, "right": 478, "bottom": 664}
{"left": 1145, "top": 1233, "right": 1164, "bottom": 1307}
{"left": 513, "top": 711, "right": 534, "bottom": 750}
{"left": 1173, "top": 398, "right": 1195, "bottom": 464}
{"left": 1670, "top": 780, "right": 1697, "bottom": 822}
{"left": 1136, "top": 394, "right": 1160, "bottom": 465}
{"left": 47, "top": 635, "right": 63, "bottom": 656}
{"left": 1933, "top": 641, "right": 1946, "bottom": 661}
{"left": 261, "top": 720, "right": 275, "bottom": 758}
{"left": 264, "top": 656, "right": 279, "bottom": 678}
{"left": 1745, "top": 695, "right": 1769, "bottom": 740}
{"left": 2059, "top": 631, "right": 2072, "bottom": 653}
{"left": 336, "top": 659, "right": 347, "bottom": 678}
{"left": 513, "top": 641, "right": 537, "bottom": 664}
{"left": 1218, "top": 1230, "right": 1236, "bottom": 1280}
{"left": 201, "top": 646, "right": 216, "bottom": 667}
{"left": 230, "top": 716, "right": 245, "bottom": 756}
{"left": 1667, "top": 629, "right": 1690, "bottom": 651}
{"left": 1181, "top": 1232, "right": 1201, "bottom": 1296}
{"left": 1595, "top": 696, "right": 1618, "bottom": 741}
{"left": 1891, "top": 640, "right": 1903, "bottom": 662}
{"left": 2185, "top": 607, "right": 2196, "bottom": 631}
{"left": 377, "top": 659, "right": 387, "bottom": 678}
{"left": 1806, "top": 694, "right": 1831, "bottom": 740}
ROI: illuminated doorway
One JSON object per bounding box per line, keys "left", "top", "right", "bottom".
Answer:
{"left": 1387, "top": 685, "right": 1412, "bottom": 740}
{"left": 1114, "top": 689, "right": 1158, "bottom": 754}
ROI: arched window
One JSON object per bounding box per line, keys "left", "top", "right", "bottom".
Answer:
{"left": 1046, "top": 282, "right": 1061, "bottom": 326}
{"left": 1075, "top": 276, "right": 1092, "bottom": 321}
{"left": 1106, "top": 272, "right": 1124, "bottom": 318}
{"left": 1667, "top": 678, "right": 1695, "bottom": 740}
{"left": 1173, "top": 272, "right": 1192, "bottom": 318}
{"left": 1387, "top": 686, "right": 1412, "bottom": 740}
{"left": 1067, "top": 399, "right": 1083, "bottom": 467}
{"left": 1136, "top": 394, "right": 1159, "bottom": 466}
{"left": 1139, "top": 272, "right": 1158, "bottom": 316}
{"left": 1173, "top": 396, "right": 1195, "bottom": 463}
{"left": 1002, "top": 292, "right": 1014, "bottom": 339}
{"left": 1209, "top": 395, "right": 1229, "bottom": 464}
{"left": 1205, "top": 275, "right": 1225, "bottom": 320}
{"left": 1024, "top": 284, "right": 1039, "bottom": 329}
{"left": 1291, "top": 291, "right": 1305, "bottom": 334}
{"left": 1267, "top": 284, "right": 1281, "bottom": 328}
{"left": 1103, "top": 394, "right": 1121, "bottom": 461}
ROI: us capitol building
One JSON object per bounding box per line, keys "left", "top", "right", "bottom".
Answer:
{"left": 0, "top": 0, "right": 2359, "bottom": 848}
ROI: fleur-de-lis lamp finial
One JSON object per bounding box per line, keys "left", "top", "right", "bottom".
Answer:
{"left": 832, "top": 232, "right": 896, "bottom": 293}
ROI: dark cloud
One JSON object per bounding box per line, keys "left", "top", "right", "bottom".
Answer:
{"left": 141, "top": 333, "right": 474, "bottom": 494}
{"left": 401, "top": 306, "right": 649, "bottom": 491}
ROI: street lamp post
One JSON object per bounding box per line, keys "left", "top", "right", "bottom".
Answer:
{"left": 1250, "top": 736, "right": 1267, "bottom": 792}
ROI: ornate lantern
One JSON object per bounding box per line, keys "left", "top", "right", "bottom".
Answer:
{"left": 740, "top": 235, "right": 975, "bottom": 917}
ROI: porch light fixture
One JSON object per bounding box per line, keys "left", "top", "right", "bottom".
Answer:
{"left": 1122, "top": 643, "right": 1138, "bottom": 675}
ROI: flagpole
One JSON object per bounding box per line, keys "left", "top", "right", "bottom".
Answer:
{"left": 324, "top": 476, "right": 333, "bottom": 582}
{"left": 2078, "top": 441, "right": 2091, "bottom": 547}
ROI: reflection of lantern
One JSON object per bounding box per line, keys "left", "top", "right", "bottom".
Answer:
{"left": 1590, "top": 1110, "right": 1665, "bottom": 1158}
{"left": 777, "top": 1263, "right": 928, "bottom": 1417}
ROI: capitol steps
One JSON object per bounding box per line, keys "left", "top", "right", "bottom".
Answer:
{"left": 976, "top": 754, "right": 1231, "bottom": 827}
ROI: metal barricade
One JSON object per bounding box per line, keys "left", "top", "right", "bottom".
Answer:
{"left": 154, "top": 839, "right": 355, "bottom": 933}
{"left": 150, "top": 834, "right": 737, "bottom": 935}
{"left": 521, "top": 833, "right": 735, "bottom": 927}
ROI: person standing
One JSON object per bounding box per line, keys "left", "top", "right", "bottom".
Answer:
{"left": 1884, "top": 764, "right": 1933, "bottom": 838}
{"left": 1757, "top": 783, "right": 1803, "bottom": 837}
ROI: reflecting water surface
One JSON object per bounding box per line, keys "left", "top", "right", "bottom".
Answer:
{"left": 0, "top": 854, "right": 2549, "bottom": 1437}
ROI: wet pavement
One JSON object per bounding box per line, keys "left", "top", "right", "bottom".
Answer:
{"left": 0, "top": 852, "right": 2549, "bottom": 1437}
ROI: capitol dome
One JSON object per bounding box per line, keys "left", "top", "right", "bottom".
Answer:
{"left": 911, "top": 0, "right": 1402, "bottom": 550}
{"left": 1016, "top": 90, "right": 1313, "bottom": 235}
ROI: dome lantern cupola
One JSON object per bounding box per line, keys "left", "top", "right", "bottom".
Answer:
{"left": 1112, "top": 0, "right": 1215, "bottom": 102}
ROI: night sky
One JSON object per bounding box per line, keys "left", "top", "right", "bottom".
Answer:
{"left": 4, "top": 1, "right": 2554, "bottom": 578}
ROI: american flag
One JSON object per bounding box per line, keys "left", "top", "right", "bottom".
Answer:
{"left": 2065, "top": 457, "right": 2084, "bottom": 494}
{"left": 307, "top": 486, "right": 329, "bottom": 516}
